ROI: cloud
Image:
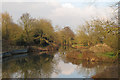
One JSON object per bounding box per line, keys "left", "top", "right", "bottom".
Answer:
{"left": 2, "top": 0, "right": 119, "bottom": 2}
{"left": 48, "top": 3, "right": 114, "bottom": 31}
{"left": 57, "top": 61, "right": 77, "bottom": 75}
{"left": 62, "top": 3, "right": 74, "bottom": 8}
{"left": 2, "top": 1, "right": 115, "bottom": 32}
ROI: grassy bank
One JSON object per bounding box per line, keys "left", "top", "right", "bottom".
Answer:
{"left": 66, "top": 49, "right": 117, "bottom": 63}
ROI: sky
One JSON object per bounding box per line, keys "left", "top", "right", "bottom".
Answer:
{"left": 1, "top": 0, "right": 119, "bottom": 32}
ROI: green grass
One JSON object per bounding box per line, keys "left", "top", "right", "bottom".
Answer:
{"left": 78, "top": 53, "right": 82, "bottom": 58}
{"left": 105, "top": 52, "right": 114, "bottom": 56}
{"left": 72, "top": 44, "right": 88, "bottom": 47}
{"left": 97, "top": 52, "right": 116, "bottom": 58}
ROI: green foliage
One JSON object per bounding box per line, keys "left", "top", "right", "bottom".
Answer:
{"left": 2, "top": 12, "right": 118, "bottom": 53}
{"left": 2, "top": 12, "right": 13, "bottom": 40}
{"left": 76, "top": 19, "right": 118, "bottom": 51}
{"left": 78, "top": 53, "right": 82, "bottom": 58}
{"left": 2, "top": 12, "right": 59, "bottom": 47}
{"left": 57, "top": 26, "right": 75, "bottom": 46}
{"left": 97, "top": 52, "right": 116, "bottom": 58}
{"left": 75, "top": 30, "right": 89, "bottom": 45}
{"left": 31, "top": 19, "right": 56, "bottom": 46}
{"left": 19, "top": 13, "right": 33, "bottom": 45}
{"left": 2, "top": 12, "right": 23, "bottom": 45}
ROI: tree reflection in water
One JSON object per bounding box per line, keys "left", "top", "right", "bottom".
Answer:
{"left": 2, "top": 51, "right": 118, "bottom": 78}
{"left": 2, "top": 53, "right": 59, "bottom": 78}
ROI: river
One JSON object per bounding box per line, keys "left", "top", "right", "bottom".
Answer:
{"left": 2, "top": 50, "right": 118, "bottom": 78}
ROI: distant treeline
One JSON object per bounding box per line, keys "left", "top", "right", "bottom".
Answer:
{"left": 1, "top": 12, "right": 119, "bottom": 51}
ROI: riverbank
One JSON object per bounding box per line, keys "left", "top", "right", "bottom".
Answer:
{"left": 2, "top": 45, "right": 59, "bottom": 58}
{"left": 66, "top": 49, "right": 117, "bottom": 63}
{"left": 66, "top": 43, "right": 118, "bottom": 63}
{"left": 28, "top": 45, "right": 59, "bottom": 52}
{"left": 2, "top": 43, "right": 118, "bottom": 63}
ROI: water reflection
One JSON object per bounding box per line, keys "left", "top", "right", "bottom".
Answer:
{"left": 2, "top": 51, "right": 118, "bottom": 78}
{"left": 3, "top": 53, "right": 58, "bottom": 78}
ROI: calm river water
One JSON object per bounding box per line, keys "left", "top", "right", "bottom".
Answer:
{"left": 2, "top": 50, "right": 118, "bottom": 78}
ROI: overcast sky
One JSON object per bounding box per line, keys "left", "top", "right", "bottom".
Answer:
{"left": 1, "top": 0, "right": 119, "bottom": 32}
